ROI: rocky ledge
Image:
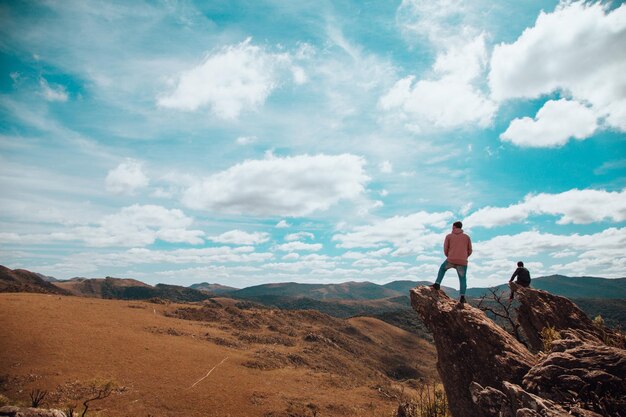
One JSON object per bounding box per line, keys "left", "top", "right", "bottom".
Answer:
{"left": 410, "top": 284, "right": 625, "bottom": 417}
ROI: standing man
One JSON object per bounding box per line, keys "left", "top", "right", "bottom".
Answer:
{"left": 432, "top": 221, "right": 472, "bottom": 304}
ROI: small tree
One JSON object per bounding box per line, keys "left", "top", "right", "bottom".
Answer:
{"left": 80, "top": 381, "right": 115, "bottom": 417}
{"left": 477, "top": 288, "right": 525, "bottom": 345}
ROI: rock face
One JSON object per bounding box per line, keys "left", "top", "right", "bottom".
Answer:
{"left": 512, "top": 282, "right": 623, "bottom": 351}
{"left": 410, "top": 285, "right": 626, "bottom": 417}
{"left": 0, "top": 406, "right": 66, "bottom": 417}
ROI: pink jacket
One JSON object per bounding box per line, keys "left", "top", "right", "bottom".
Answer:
{"left": 444, "top": 228, "right": 472, "bottom": 265}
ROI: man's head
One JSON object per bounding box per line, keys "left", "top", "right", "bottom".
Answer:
{"left": 453, "top": 221, "right": 463, "bottom": 229}
{"left": 517, "top": 261, "right": 524, "bottom": 267}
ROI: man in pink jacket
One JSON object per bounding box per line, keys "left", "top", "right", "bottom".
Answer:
{"left": 432, "top": 221, "right": 472, "bottom": 304}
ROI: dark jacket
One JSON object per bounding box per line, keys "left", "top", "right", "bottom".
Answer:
{"left": 510, "top": 267, "right": 531, "bottom": 284}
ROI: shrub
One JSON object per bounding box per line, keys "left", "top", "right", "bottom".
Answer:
{"left": 540, "top": 326, "right": 560, "bottom": 352}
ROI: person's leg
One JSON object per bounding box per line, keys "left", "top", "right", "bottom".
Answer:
{"left": 435, "top": 260, "right": 451, "bottom": 286}
{"left": 454, "top": 264, "right": 467, "bottom": 298}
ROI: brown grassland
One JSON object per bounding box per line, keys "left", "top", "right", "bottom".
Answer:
{"left": 0, "top": 293, "right": 437, "bottom": 417}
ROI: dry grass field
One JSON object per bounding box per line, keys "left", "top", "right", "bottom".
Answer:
{"left": 0, "top": 293, "right": 437, "bottom": 417}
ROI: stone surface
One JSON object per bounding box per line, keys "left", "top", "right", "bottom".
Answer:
{"left": 410, "top": 286, "right": 535, "bottom": 417}
{"left": 511, "top": 282, "right": 624, "bottom": 351}
{"left": 410, "top": 285, "right": 626, "bottom": 417}
{"left": 0, "top": 407, "right": 66, "bottom": 417}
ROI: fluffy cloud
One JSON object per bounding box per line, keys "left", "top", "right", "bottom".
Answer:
{"left": 474, "top": 227, "right": 626, "bottom": 262}
{"left": 284, "top": 232, "right": 315, "bottom": 241}
{"left": 207, "top": 230, "right": 270, "bottom": 245}
{"left": 182, "top": 154, "right": 369, "bottom": 216}
{"left": 332, "top": 211, "right": 453, "bottom": 254}
{"left": 39, "top": 78, "right": 68, "bottom": 102}
{"left": 105, "top": 159, "right": 149, "bottom": 195}
{"left": 466, "top": 188, "right": 626, "bottom": 228}
{"left": 274, "top": 241, "right": 323, "bottom": 252}
{"left": 0, "top": 204, "right": 204, "bottom": 247}
{"left": 158, "top": 38, "right": 298, "bottom": 119}
{"left": 500, "top": 99, "right": 598, "bottom": 147}
{"left": 275, "top": 220, "right": 291, "bottom": 228}
{"left": 490, "top": 2, "right": 626, "bottom": 131}
{"left": 379, "top": 34, "right": 496, "bottom": 130}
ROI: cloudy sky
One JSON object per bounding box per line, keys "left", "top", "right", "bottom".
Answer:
{"left": 1, "top": 0, "right": 625, "bottom": 288}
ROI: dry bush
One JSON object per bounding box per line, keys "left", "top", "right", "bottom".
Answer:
{"left": 235, "top": 332, "right": 296, "bottom": 347}
{"left": 29, "top": 388, "right": 47, "bottom": 407}
{"left": 540, "top": 326, "right": 561, "bottom": 352}
{"left": 376, "top": 383, "right": 450, "bottom": 417}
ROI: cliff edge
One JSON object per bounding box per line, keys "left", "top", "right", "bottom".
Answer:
{"left": 410, "top": 284, "right": 625, "bottom": 417}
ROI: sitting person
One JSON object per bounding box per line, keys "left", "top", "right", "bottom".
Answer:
{"left": 509, "top": 261, "right": 531, "bottom": 299}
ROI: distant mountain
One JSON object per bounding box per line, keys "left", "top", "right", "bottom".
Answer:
{"left": 232, "top": 281, "right": 400, "bottom": 300}
{"left": 54, "top": 277, "right": 211, "bottom": 302}
{"left": 0, "top": 265, "right": 69, "bottom": 295}
{"left": 532, "top": 275, "right": 626, "bottom": 299}
{"left": 35, "top": 272, "right": 59, "bottom": 282}
{"left": 385, "top": 276, "right": 626, "bottom": 300}
{"left": 189, "top": 282, "right": 239, "bottom": 294}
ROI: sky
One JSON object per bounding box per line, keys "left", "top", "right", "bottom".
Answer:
{"left": 1, "top": 0, "right": 625, "bottom": 289}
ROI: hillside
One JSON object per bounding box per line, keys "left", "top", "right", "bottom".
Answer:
{"left": 189, "top": 282, "right": 239, "bottom": 294}
{"left": 231, "top": 281, "right": 400, "bottom": 300}
{"left": 0, "top": 293, "right": 437, "bottom": 417}
{"left": 54, "top": 277, "right": 211, "bottom": 302}
{"left": 0, "top": 265, "right": 69, "bottom": 295}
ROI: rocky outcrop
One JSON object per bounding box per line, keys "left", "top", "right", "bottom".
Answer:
{"left": 410, "top": 285, "right": 626, "bottom": 417}
{"left": 511, "top": 282, "right": 624, "bottom": 351}
{"left": 410, "top": 286, "right": 535, "bottom": 417}
{"left": 0, "top": 406, "right": 66, "bottom": 417}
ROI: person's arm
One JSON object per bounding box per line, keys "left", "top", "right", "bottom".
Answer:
{"left": 444, "top": 235, "right": 450, "bottom": 256}
{"left": 510, "top": 268, "right": 519, "bottom": 282}
{"left": 467, "top": 236, "right": 473, "bottom": 257}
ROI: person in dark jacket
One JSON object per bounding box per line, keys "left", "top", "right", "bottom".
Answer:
{"left": 509, "top": 261, "right": 531, "bottom": 300}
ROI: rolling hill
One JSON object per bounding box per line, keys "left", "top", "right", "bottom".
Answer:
{"left": 53, "top": 276, "right": 211, "bottom": 302}
{"left": 0, "top": 265, "right": 69, "bottom": 295}
{"left": 230, "top": 281, "right": 402, "bottom": 300}
{"left": 0, "top": 293, "right": 437, "bottom": 416}
{"left": 189, "top": 282, "right": 239, "bottom": 294}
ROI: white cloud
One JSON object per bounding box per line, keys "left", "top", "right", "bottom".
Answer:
{"left": 282, "top": 253, "right": 300, "bottom": 261}
{"left": 475, "top": 227, "right": 626, "bottom": 262}
{"left": 379, "top": 160, "right": 393, "bottom": 173}
{"left": 275, "top": 220, "right": 291, "bottom": 228}
{"left": 182, "top": 154, "right": 370, "bottom": 216}
{"left": 274, "top": 241, "right": 323, "bottom": 252}
{"left": 333, "top": 211, "right": 453, "bottom": 254}
{"left": 466, "top": 188, "right": 626, "bottom": 228}
{"left": 490, "top": 2, "right": 626, "bottom": 131}
{"left": 236, "top": 136, "right": 257, "bottom": 145}
{"left": 105, "top": 159, "right": 149, "bottom": 195}
{"left": 500, "top": 99, "right": 598, "bottom": 147}
{"left": 39, "top": 78, "right": 68, "bottom": 102}
{"left": 284, "top": 232, "right": 315, "bottom": 241}
{"left": 0, "top": 204, "right": 204, "bottom": 247}
{"left": 207, "top": 230, "right": 270, "bottom": 245}
{"left": 379, "top": 34, "right": 496, "bottom": 130}
{"left": 157, "top": 38, "right": 297, "bottom": 120}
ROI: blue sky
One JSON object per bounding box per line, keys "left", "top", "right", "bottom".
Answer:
{"left": 1, "top": 0, "right": 625, "bottom": 288}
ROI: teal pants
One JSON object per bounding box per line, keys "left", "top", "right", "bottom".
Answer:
{"left": 435, "top": 260, "right": 467, "bottom": 295}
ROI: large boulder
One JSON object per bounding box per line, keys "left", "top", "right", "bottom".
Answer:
{"left": 410, "top": 286, "right": 535, "bottom": 417}
{"left": 511, "top": 282, "right": 624, "bottom": 351}
{"left": 410, "top": 285, "right": 626, "bottom": 417}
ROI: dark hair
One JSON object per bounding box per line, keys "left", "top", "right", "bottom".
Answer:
{"left": 453, "top": 221, "right": 463, "bottom": 229}
{"left": 517, "top": 261, "right": 524, "bottom": 267}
